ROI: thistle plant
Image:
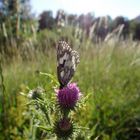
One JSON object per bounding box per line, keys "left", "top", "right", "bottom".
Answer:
{"left": 23, "top": 41, "right": 85, "bottom": 139}
{"left": 54, "top": 41, "right": 81, "bottom": 139}
{"left": 54, "top": 83, "right": 82, "bottom": 139}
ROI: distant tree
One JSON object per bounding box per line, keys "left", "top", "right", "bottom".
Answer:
{"left": 0, "top": 0, "right": 32, "bottom": 36}
{"left": 0, "top": 0, "right": 31, "bottom": 19}
{"left": 78, "top": 12, "right": 95, "bottom": 36}
{"left": 110, "top": 16, "right": 129, "bottom": 39}
{"left": 67, "top": 14, "right": 77, "bottom": 26}
{"left": 20, "top": 0, "right": 33, "bottom": 20}
{"left": 95, "top": 16, "right": 111, "bottom": 42}
{"left": 38, "top": 10, "right": 55, "bottom": 30}
{"left": 55, "top": 9, "right": 66, "bottom": 28}
{"left": 130, "top": 20, "right": 140, "bottom": 40}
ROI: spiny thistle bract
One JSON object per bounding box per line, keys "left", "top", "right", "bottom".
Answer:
{"left": 54, "top": 118, "right": 74, "bottom": 139}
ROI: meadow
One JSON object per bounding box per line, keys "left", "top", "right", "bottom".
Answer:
{"left": 0, "top": 27, "right": 140, "bottom": 140}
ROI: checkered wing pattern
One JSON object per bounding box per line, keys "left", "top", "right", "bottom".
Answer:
{"left": 56, "top": 41, "right": 80, "bottom": 88}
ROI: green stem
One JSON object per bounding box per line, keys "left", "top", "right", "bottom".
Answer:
{"left": 63, "top": 109, "right": 70, "bottom": 118}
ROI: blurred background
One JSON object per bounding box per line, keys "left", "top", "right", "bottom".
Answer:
{"left": 0, "top": 0, "right": 140, "bottom": 139}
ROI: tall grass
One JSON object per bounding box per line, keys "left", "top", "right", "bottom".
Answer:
{"left": 1, "top": 28, "right": 140, "bottom": 139}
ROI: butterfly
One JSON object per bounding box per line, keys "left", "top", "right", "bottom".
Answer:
{"left": 56, "top": 41, "right": 80, "bottom": 89}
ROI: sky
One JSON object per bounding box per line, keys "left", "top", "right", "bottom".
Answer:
{"left": 30, "top": 0, "right": 140, "bottom": 19}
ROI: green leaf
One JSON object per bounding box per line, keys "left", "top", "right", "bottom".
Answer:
{"left": 36, "top": 125, "right": 52, "bottom": 131}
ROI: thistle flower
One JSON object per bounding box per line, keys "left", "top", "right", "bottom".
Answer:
{"left": 56, "top": 83, "right": 81, "bottom": 110}
{"left": 54, "top": 118, "right": 73, "bottom": 139}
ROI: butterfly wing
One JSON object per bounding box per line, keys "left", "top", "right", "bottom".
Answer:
{"left": 57, "top": 41, "right": 80, "bottom": 88}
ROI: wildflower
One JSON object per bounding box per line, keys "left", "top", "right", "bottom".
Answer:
{"left": 56, "top": 83, "right": 81, "bottom": 110}
{"left": 54, "top": 118, "right": 73, "bottom": 138}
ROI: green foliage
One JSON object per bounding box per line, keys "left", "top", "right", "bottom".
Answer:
{"left": 0, "top": 57, "right": 5, "bottom": 139}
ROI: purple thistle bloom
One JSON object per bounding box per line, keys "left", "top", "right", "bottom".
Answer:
{"left": 56, "top": 83, "right": 81, "bottom": 109}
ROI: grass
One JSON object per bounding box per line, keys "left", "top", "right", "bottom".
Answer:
{"left": 1, "top": 28, "right": 140, "bottom": 139}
